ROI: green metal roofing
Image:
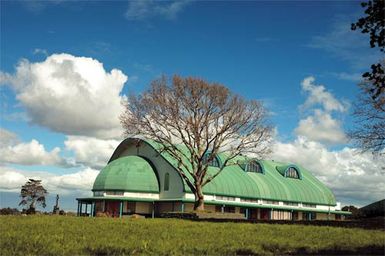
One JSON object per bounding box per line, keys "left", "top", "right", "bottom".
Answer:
{"left": 109, "top": 139, "right": 337, "bottom": 206}
{"left": 139, "top": 139, "right": 336, "bottom": 206}
{"left": 93, "top": 156, "right": 159, "bottom": 193}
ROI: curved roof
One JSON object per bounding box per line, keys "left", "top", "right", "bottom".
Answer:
{"left": 93, "top": 156, "right": 159, "bottom": 193}
{"left": 109, "top": 138, "right": 336, "bottom": 206}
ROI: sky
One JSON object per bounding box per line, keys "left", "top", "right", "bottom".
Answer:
{"left": 0, "top": 0, "right": 384, "bottom": 211}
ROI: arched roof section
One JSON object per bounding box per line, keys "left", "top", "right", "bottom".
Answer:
{"left": 93, "top": 155, "right": 159, "bottom": 193}
{"left": 107, "top": 138, "right": 336, "bottom": 205}
{"left": 276, "top": 164, "right": 302, "bottom": 179}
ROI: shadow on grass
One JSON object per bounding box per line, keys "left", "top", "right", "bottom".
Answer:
{"left": 235, "top": 245, "right": 385, "bottom": 256}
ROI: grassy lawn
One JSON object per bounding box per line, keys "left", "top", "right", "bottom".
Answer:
{"left": 1, "top": 215, "right": 384, "bottom": 255}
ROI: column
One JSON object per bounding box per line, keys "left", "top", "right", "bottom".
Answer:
{"left": 181, "top": 202, "right": 185, "bottom": 213}
{"left": 85, "top": 204, "right": 88, "bottom": 216}
{"left": 270, "top": 208, "right": 273, "bottom": 220}
{"left": 80, "top": 202, "right": 83, "bottom": 216}
{"left": 245, "top": 208, "right": 249, "bottom": 219}
{"left": 221, "top": 204, "right": 225, "bottom": 213}
{"left": 152, "top": 202, "right": 155, "bottom": 218}
{"left": 119, "top": 201, "right": 123, "bottom": 218}
{"left": 77, "top": 201, "right": 80, "bottom": 216}
{"left": 90, "top": 202, "right": 94, "bottom": 217}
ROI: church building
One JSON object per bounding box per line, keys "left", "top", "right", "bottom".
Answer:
{"left": 77, "top": 138, "right": 350, "bottom": 220}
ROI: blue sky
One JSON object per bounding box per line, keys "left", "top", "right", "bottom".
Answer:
{"left": 1, "top": 1, "right": 384, "bottom": 211}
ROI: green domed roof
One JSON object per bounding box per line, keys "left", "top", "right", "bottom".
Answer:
{"left": 93, "top": 156, "right": 159, "bottom": 193}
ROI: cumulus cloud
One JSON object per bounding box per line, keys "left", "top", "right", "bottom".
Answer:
{"left": 125, "top": 0, "right": 191, "bottom": 21}
{"left": 272, "top": 137, "right": 385, "bottom": 206}
{"left": 64, "top": 136, "right": 120, "bottom": 169}
{"left": 0, "top": 128, "right": 65, "bottom": 166}
{"left": 2, "top": 53, "right": 128, "bottom": 139}
{"left": 296, "top": 77, "right": 348, "bottom": 145}
{"left": 0, "top": 166, "right": 98, "bottom": 195}
{"left": 295, "top": 109, "right": 347, "bottom": 145}
{"left": 301, "top": 76, "right": 348, "bottom": 113}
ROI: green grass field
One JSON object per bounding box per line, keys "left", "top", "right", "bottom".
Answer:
{"left": 1, "top": 216, "right": 384, "bottom": 255}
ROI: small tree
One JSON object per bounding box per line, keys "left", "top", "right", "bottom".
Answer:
{"left": 121, "top": 75, "right": 272, "bottom": 211}
{"left": 19, "top": 179, "right": 48, "bottom": 214}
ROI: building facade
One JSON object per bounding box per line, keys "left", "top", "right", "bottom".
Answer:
{"left": 77, "top": 138, "right": 350, "bottom": 220}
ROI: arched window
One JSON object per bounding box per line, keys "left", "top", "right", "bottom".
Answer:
{"left": 245, "top": 161, "right": 263, "bottom": 173}
{"left": 286, "top": 167, "right": 299, "bottom": 179}
{"left": 164, "top": 173, "right": 170, "bottom": 191}
{"left": 202, "top": 153, "right": 220, "bottom": 167}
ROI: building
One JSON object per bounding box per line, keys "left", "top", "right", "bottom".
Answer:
{"left": 77, "top": 138, "right": 350, "bottom": 220}
{"left": 358, "top": 199, "right": 385, "bottom": 218}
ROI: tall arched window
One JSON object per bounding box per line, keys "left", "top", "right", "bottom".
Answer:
{"left": 245, "top": 161, "right": 263, "bottom": 173}
{"left": 202, "top": 153, "right": 220, "bottom": 167}
{"left": 164, "top": 173, "right": 170, "bottom": 191}
{"left": 286, "top": 167, "right": 299, "bottom": 179}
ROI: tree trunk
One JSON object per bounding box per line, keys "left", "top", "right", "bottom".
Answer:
{"left": 193, "top": 184, "right": 205, "bottom": 211}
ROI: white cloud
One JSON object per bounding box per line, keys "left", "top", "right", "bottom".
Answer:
{"left": 0, "top": 166, "right": 98, "bottom": 195}
{"left": 295, "top": 109, "right": 347, "bottom": 145}
{"left": 125, "top": 0, "right": 191, "bottom": 21}
{"left": 64, "top": 136, "right": 120, "bottom": 169}
{"left": 272, "top": 137, "right": 385, "bottom": 206}
{"left": 332, "top": 72, "right": 362, "bottom": 82}
{"left": 301, "top": 76, "right": 348, "bottom": 113}
{"left": 308, "top": 17, "right": 380, "bottom": 69}
{"left": 296, "top": 77, "right": 348, "bottom": 145}
{"left": 2, "top": 53, "right": 129, "bottom": 139}
{"left": 0, "top": 128, "right": 64, "bottom": 166}
{"left": 33, "top": 48, "right": 48, "bottom": 56}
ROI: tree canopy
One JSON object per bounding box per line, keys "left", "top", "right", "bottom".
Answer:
{"left": 351, "top": 0, "right": 385, "bottom": 103}
{"left": 121, "top": 75, "right": 272, "bottom": 210}
{"left": 19, "top": 179, "right": 48, "bottom": 214}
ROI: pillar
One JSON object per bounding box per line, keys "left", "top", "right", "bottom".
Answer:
{"left": 90, "top": 202, "right": 94, "bottom": 217}
{"left": 270, "top": 208, "right": 273, "bottom": 220}
{"left": 245, "top": 208, "right": 249, "bottom": 219}
{"left": 221, "top": 204, "right": 225, "bottom": 213}
{"left": 85, "top": 203, "right": 88, "bottom": 216}
{"left": 77, "top": 201, "right": 80, "bottom": 216}
{"left": 80, "top": 202, "right": 83, "bottom": 216}
{"left": 152, "top": 202, "right": 155, "bottom": 218}
{"left": 181, "top": 202, "right": 185, "bottom": 213}
{"left": 119, "top": 201, "right": 123, "bottom": 218}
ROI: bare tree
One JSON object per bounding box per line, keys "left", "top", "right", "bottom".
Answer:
{"left": 121, "top": 75, "right": 272, "bottom": 211}
{"left": 350, "top": 74, "right": 385, "bottom": 154}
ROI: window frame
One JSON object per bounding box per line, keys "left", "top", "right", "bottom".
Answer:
{"left": 284, "top": 166, "right": 301, "bottom": 180}
{"left": 202, "top": 152, "right": 221, "bottom": 168}
{"left": 164, "top": 172, "right": 170, "bottom": 191}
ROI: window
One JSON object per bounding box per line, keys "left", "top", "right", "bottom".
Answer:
{"left": 261, "top": 200, "right": 279, "bottom": 205}
{"left": 240, "top": 198, "right": 258, "bottom": 203}
{"left": 216, "top": 196, "right": 235, "bottom": 201}
{"left": 93, "top": 191, "right": 104, "bottom": 196}
{"left": 164, "top": 173, "right": 170, "bottom": 191}
{"left": 286, "top": 167, "right": 300, "bottom": 179}
{"left": 224, "top": 206, "right": 235, "bottom": 213}
{"left": 245, "top": 161, "right": 263, "bottom": 173}
{"left": 202, "top": 152, "right": 220, "bottom": 167}
{"left": 283, "top": 201, "right": 298, "bottom": 206}
{"left": 106, "top": 191, "right": 124, "bottom": 196}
